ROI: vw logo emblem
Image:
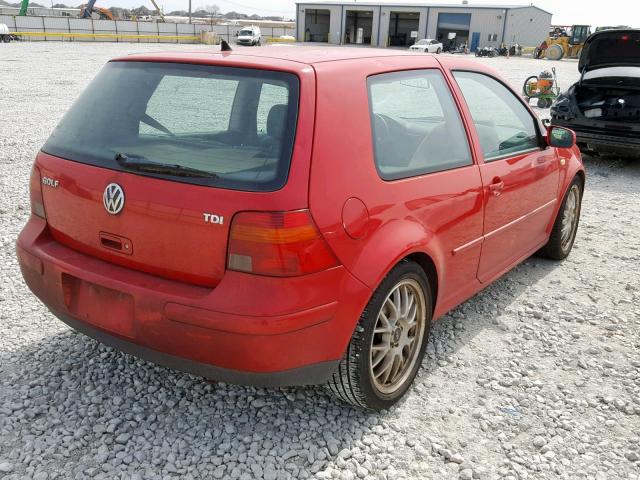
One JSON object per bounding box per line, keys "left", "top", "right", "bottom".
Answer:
{"left": 103, "top": 183, "right": 125, "bottom": 215}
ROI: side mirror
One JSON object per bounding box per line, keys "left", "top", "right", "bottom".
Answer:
{"left": 547, "top": 126, "right": 576, "bottom": 148}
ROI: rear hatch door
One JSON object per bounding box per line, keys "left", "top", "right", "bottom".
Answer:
{"left": 579, "top": 29, "right": 640, "bottom": 72}
{"left": 38, "top": 57, "right": 313, "bottom": 287}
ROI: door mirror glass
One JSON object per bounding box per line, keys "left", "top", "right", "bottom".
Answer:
{"left": 547, "top": 126, "right": 576, "bottom": 148}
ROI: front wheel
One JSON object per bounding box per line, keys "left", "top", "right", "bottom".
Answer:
{"left": 546, "top": 44, "right": 564, "bottom": 61}
{"left": 327, "top": 261, "right": 432, "bottom": 410}
{"left": 538, "top": 177, "right": 583, "bottom": 260}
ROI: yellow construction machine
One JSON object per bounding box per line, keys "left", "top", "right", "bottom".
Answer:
{"left": 535, "top": 25, "right": 591, "bottom": 61}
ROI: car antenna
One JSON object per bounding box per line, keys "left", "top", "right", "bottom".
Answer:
{"left": 220, "top": 39, "right": 232, "bottom": 52}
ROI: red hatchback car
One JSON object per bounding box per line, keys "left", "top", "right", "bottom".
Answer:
{"left": 17, "top": 47, "right": 584, "bottom": 410}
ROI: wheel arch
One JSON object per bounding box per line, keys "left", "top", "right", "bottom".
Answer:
{"left": 404, "top": 252, "right": 438, "bottom": 314}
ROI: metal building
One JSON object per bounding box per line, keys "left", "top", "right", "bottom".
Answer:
{"left": 296, "top": 2, "right": 552, "bottom": 49}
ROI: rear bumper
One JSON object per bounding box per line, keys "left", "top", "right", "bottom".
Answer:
{"left": 16, "top": 216, "right": 371, "bottom": 386}
{"left": 552, "top": 119, "right": 640, "bottom": 152}
{"left": 54, "top": 309, "right": 339, "bottom": 386}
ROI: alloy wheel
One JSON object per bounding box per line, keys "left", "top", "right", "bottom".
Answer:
{"left": 561, "top": 184, "right": 580, "bottom": 250}
{"left": 369, "top": 279, "right": 426, "bottom": 395}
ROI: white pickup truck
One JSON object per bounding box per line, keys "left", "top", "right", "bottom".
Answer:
{"left": 1, "top": 23, "right": 13, "bottom": 43}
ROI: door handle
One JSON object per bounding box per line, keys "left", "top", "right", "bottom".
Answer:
{"left": 488, "top": 177, "right": 505, "bottom": 196}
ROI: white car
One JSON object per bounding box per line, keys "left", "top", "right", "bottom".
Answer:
{"left": 236, "top": 26, "right": 262, "bottom": 46}
{"left": 409, "top": 39, "right": 443, "bottom": 54}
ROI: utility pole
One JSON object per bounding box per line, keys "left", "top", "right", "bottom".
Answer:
{"left": 188, "top": 0, "right": 191, "bottom": 23}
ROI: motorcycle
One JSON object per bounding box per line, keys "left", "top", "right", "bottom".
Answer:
{"left": 448, "top": 43, "right": 468, "bottom": 54}
{"left": 475, "top": 46, "right": 497, "bottom": 57}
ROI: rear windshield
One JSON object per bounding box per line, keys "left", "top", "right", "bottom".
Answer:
{"left": 42, "top": 61, "right": 299, "bottom": 191}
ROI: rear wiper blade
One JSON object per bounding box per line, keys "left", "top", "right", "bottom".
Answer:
{"left": 114, "top": 152, "right": 218, "bottom": 178}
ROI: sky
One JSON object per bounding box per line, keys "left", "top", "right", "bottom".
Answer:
{"left": 97, "top": 0, "right": 639, "bottom": 27}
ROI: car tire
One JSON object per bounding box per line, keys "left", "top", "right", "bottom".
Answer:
{"left": 327, "top": 260, "right": 432, "bottom": 410}
{"left": 538, "top": 177, "right": 583, "bottom": 260}
{"left": 436, "top": 47, "right": 442, "bottom": 54}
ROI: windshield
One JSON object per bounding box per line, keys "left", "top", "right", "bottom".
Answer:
{"left": 42, "top": 62, "right": 299, "bottom": 191}
{"left": 416, "top": 39, "right": 429, "bottom": 45}
{"left": 239, "top": 30, "right": 253, "bottom": 36}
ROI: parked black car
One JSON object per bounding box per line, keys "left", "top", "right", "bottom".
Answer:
{"left": 551, "top": 29, "right": 640, "bottom": 158}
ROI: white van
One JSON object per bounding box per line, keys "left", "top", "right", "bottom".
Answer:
{"left": 236, "top": 26, "right": 262, "bottom": 46}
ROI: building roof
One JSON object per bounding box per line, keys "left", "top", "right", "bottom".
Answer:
{"left": 296, "top": 2, "right": 552, "bottom": 16}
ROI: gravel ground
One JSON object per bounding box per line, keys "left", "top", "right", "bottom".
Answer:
{"left": 1, "top": 43, "right": 639, "bottom": 480}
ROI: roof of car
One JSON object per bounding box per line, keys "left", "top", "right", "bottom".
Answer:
{"left": 116, "top": 45, "right": 417, "bottom": 66}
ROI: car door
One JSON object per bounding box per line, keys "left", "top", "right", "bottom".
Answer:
{"left": 309, "top": 61, "right": 485, "bottom": 315}
{"left": 452, "top": 70, "right": 559, "bottom": 283}
{"left": 364, "top": 68, "right": 484, "bottom": 310}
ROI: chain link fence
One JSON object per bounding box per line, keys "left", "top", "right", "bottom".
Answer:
{"left": 0, "top": 15, "right": 295, "bottom": 43}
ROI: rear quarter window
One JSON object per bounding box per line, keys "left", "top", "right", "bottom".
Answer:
{"left": 42, "top": 62, "right": 299, "bottom": 192}
{"left": 367, "top": 69, "right": 472, "bottom": 180}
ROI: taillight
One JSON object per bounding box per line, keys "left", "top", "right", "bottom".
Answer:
{"left": 29, "top": 165, "right": 46, "bottom": 219}
{"left": 228, "top": 210, "right": 339, "bottom": 276}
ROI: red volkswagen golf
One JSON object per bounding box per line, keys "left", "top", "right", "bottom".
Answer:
{"left": 17, "top": 47, "right": 584, "bottom": 410}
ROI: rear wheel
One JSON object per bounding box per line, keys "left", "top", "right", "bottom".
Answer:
{"left": 538, "top": 177, "right": 583, "bottom": 260}
{"left": 327, "top": 261, "right": 432, "bottom": 410}
{"left": 436, "top": 47, "right": 442, "bottom": 54}
{"left": 537, "top": 97, "right": 552, "bottom": 108}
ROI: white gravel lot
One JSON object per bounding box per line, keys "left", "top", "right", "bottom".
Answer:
{"left": 1, "top": 43, "right": 639, "bottom": 480}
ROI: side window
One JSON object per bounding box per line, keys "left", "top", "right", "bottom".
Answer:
{"left": 453, "top": 71, "right": 540, "bottom": 161}
{"left": 141, "top": 75, "right": 239, "bottom": 136}
{"left": 368, "top": 69, "right": 472, "bottom": 180}
{"left": 257, "top": 82, "right": 289, "bottom": 135}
